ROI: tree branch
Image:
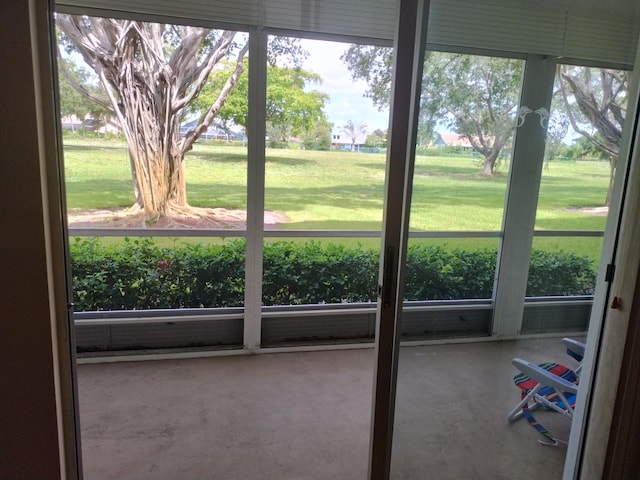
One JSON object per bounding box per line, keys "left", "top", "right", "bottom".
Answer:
{"left": 559, "top": 68, "right": 618, "bottom": 158}
{"left": 57, "top": 51, "right": 113, "bottom": 112}
{"left": 179, "top": 42, "right": 249, "bottom": 153}
{"left": 560, "top": 66, "right": 621, "bottom": 158}
{"left": 171, "top": 31, "right": 237, "bottom": 111}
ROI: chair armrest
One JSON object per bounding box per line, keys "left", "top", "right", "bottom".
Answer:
{"left": 561, "top": 337, "right": 586, "bottom": 361}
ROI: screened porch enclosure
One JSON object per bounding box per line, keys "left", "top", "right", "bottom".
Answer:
{"left": 51, "top": 0, "right": 640, "bottom": 479}
{"left": 73, "top": 298, "right": 595, "bottom": 352}
{"left": 62, "top": 20, "right": 631, "bottom": 353}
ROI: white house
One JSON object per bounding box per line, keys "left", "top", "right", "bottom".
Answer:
{"left": 60, "top": 113, "right": 121, "bottom": 134}
{"left": 331, "top": 130, "right": 367, "bottom": 151}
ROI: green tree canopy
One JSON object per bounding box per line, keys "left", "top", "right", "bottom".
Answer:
{"left": 302, "top": 123, "right": 333, "bottom": 151}
{"left": 342, "top": 48, "right": 523, "bottom": 174}
{"left": 57, "top": 57, "right": 110, "bottom": 129}
{"left": 193, "top": 62, "right": 329, "bottom": 141}
{"left": 434, "top": 54, "right": 523, "bottom": 175}
{"left": 558, "top": 66, "right": 628, "bottom": 204}
{"left": 365, "top": 129, "right": 387, "bottom": 148}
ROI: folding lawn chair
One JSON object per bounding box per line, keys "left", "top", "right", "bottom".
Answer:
{"left": 507, "top": 338, "right": 584, "bottom": 446}
{"left": 561, "top": 337, "right": 585, "bottom": 375}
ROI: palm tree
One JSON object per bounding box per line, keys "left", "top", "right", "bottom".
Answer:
{"left": 341, "top": 120, "right": 368, "bottom": 151}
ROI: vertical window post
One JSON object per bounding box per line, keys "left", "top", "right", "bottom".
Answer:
{"left": 492, "top": 55, "right": 556, "bottom": 337}
{"left": 369, "top": 0, "right": 429, "bottom": 478}
{"left": 244, "top": 28, "right": 267, "bottom": 350}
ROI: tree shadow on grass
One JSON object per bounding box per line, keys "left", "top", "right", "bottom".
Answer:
{"left": 190, "top": 151, "right": 313, "bottom": 167}
{"left": 189, "top": 151, "right": 247, "bottom": 163}
{"left": 187, "top": 182, "right": 247, "bottom": 210}
{"left": 410, "top": 182, "right": 507, "bottom": 210}
{"left": 534, "top": 216, "right": 607, "bottom": 230}
{"left": 65, "top": 179, "right": 134, "bottom": 209}
{"left": 263, "top": 184, "right": 384, "bottom": 213}
{"left": 358, "top": 162, "right": 388, "bottom": 173}
{"left": 277, "top": 220, "right": 383, "bottom": 230}
{"left": 358, "top": 160, "right": 514, "bottom": 180}
{"left": 63, "top": 143, "right": 127, "bottom": 152}
{"left": 265, "top": 155, "right": 313, "bottom": 166}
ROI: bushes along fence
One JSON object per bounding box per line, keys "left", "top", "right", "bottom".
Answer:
{"left": 70, "top": 238, "right": 596, "bottom": 311}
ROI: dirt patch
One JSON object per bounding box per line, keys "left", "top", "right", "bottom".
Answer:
{"left": 67, "top": 207, "right": 288, "bottom": 229}
{"left": 565, "top": 206, "right": 609, "bottom": 216}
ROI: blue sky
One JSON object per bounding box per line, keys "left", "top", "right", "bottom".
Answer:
{"left": 299, "top": 39, "right": 390, "bottom": 134}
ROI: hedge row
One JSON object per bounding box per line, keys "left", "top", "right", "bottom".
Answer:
{"left": 70, "top": 238, "right": 596, "bottom": 311}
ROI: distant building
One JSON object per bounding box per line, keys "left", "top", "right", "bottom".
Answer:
{"left": 437, "top": 133, "right": 474, "bottom": 148}
{"left": 60, "top": 114, "right": 120, "bottom": 134}
{"left": 179, "top": 120, "right": 245, "bottom": 142}
{"left": 434, "top": 132, "right": 495, "bottom": 152}
{"left": 331, "top": 131, "right": 367, "bottom": 151}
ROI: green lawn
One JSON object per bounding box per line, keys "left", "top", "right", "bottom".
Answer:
{"left": 62, "top": 137, "right": 610, "bottom": 262}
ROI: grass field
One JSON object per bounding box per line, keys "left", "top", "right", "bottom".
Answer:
{"left": 62, "top": 137, "right": 610, "bottom": 262}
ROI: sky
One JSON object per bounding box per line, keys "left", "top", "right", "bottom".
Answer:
{"left": 298, "top": 39, "right": 390, "bottom": 134}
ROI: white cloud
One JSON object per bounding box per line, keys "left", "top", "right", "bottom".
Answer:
{"left": 299, "top": 39, "right": 389, "bottom": 133}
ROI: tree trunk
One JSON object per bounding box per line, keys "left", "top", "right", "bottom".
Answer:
{"left": 56, "top": 16, "right": 247, "bottom": 220}
{"left": 125, "top": 129, "right": 187, "bottom": 218}
{"left": 119, "top": 97, "right": 187, "bottom": 217}
{"left": 483, "top": 150, "right": 499, "bottom": 175}
{"left": 116, "top": 26, "right": 188, "bottom": 219}
{"left": 605, "top": 159, "right": 616, "bottom": 206}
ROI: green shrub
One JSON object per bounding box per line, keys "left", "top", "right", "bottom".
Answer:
{"left": 527, "top": 249, "right": 596, "bottom": 296}
{"left": 267, "top": 140, "right": 290, "bottom": 149}
{"left": 262, "top": 241, "right": 379, "bottom": 305}
{"left": 71, "top": 237, "right": 245, "bottom": 310}
{"left": 404, "top": 246, "right": 497, "bottom": 300}
{"left": 69, "top": 238, "right": 596, "bottom": 311}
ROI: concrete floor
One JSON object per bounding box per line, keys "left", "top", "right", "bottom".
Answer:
{"left": 77, "top": 337, "right": 580, "bottom": 480}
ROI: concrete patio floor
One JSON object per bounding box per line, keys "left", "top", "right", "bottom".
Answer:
{"left": 77, "top": 337, "right": 581, "bottom": 479}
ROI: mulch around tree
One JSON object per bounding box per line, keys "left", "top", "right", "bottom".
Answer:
{"left": 67, "top": 207, "right": 287, "bottom": 229}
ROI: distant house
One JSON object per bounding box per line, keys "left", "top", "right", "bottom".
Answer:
{"left": 331, "top": 131, "right": 367, "bottom": 151}
{"left": 180, "top": 120, "right": 245, "bottom": 142}
{"left": 431, "top": 132, "right": 446, "bottom": 147}
{"left": 437, "top": 133, "right": 474, "bottom": 148}
{"left": 60, "top": 114, "right": 83, "bottom": 131}
{"left": 60, "top": 114, "right": 120, "bottom": 134}
{"left": 435, "top": 133, "right": 497, "bottom": 155}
